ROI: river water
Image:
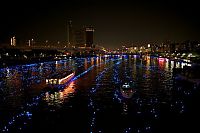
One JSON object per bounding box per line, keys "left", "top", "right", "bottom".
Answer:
{"left": 0, "top": 55, "right": 199, "bottom": 133}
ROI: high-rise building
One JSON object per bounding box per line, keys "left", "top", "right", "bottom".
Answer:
{"left": 74, "top": 28, "right": 85, "bottom": 48}
{"left": 74, "top": 26, "right": 95, "bottom": 48}
{"left": 85, "top": 27, "right": 94, "bottom": 48}
{"left": 67, "top": 20, "right": 74, "bottom": 47}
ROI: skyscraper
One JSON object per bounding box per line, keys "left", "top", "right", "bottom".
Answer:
{"left": 74, "top": 28, "right": 85, "bottom": 48}
{"left": 67, "top": 20, "right": 74, "bottom": 47}
{"left": 85, "top": 27, "right": 94, "bottom": 48}
{"left": 74, "top": 26, "right": 95, "bottom": 48}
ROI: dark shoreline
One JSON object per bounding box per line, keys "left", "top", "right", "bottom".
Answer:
{"left": 0, "top": 55, "right": 98, "bottom": 69}
{"left": 0, "top": 57, "right": 55, "bottom": 68}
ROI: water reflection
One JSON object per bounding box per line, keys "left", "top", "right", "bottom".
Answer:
{"left": 0, "top": 55, "right": 198, "bottom": 133}
{"left": 0, "top": 57, "right": 99, "bottom": 130}
{"left": 43, "top": 81, "right": 76, "bottom": 107}
{"left": 84, "top": 58, "right": 88, "bottom": 70}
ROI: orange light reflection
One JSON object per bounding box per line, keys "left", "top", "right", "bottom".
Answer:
{"left": 44, "top": 81, "right": 76, "bottom": 105}
{"left": 62, "top": 81, "right": 76, "bottom": 97}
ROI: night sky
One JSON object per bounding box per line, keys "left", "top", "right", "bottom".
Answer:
{"left": 0, "top": 0, "right": 200, "bottom": 49}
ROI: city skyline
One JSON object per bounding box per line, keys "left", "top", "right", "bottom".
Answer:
{"left": 0, "top": 0, "right": 200, "bottom": 49}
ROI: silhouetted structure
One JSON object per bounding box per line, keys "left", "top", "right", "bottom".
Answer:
{"left": 74, "top": 26, "right": 95, "bottom": 48}
{"left": 74, "top": 28, "right": 85, "bottom": 48}
{"left": 67, "top": 20, "right": 74, "bottom": 47}
{"left": 85, "top": 27, "right": 94, "bottom": 48}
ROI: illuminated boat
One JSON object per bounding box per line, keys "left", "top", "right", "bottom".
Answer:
{"left": 120, "top": 81, "right": 136, "bottom": 99}
{"left": 46, "top": 71, "right": 75, "bottom": 85}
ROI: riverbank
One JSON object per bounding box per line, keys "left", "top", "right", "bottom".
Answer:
{"left": 0, "top": 57, "right": 55, "bottom": 68}
{"left": 0, "top": 54, "right": 98, "bottom": 69}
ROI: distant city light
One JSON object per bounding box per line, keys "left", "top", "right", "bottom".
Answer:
{"left": 10, "top": 36, "right": 16, "bottom": 46}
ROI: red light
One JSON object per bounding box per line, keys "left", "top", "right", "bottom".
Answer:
{"left": 158, "top": 58, "right": 165, "bottom": 62}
